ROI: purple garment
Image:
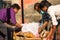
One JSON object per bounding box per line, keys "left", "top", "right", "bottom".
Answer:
{"left": 0, "top": 8, "right": 16, "bottom": 25}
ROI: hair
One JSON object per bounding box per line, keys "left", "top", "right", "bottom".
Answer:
{"left": 39, "top": 1, "right": 52, "bottom": 10}
{"left": 34, "top": 3, "right": 40, "bottom": 10}
{"left": 11, "top": 4, "right": 20, "bottom": 10}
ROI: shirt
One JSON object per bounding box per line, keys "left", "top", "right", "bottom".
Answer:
{"left": 39, "top": 11, "right": 50, "bottom": 27}
{"left": 0, "top": 8, "right": 16, "bottom": 25}
{"left": 48, "top": 5, "right": 60, "bottom": 25}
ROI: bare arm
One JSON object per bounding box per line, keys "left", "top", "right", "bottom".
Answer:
{"left": 47, "top": 25, "right": 56, "bottom": 36}
{"left": 38, "top": 21, "right": 48, "bottom": 33}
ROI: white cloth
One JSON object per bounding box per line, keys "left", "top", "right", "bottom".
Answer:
{"left": 48, "top": 5, "right": 60, "bottom": 25}
{"left": 21, "top": 22, "right": 40, "bottom": 36}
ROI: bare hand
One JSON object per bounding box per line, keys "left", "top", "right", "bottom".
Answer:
{"left": 46, "top": 35, "right": 54, "bottom": 40}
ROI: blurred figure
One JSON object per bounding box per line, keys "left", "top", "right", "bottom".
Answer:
{"left": 34, "top": 2, "right": 50, "bottom": 33}
{"left": 0, "top": 4, "right": 21, "bottom": 40}
{"left": 39, "top": 0, "right": 60, "bottom": 40}
{"left": 34, "top": 3, "right": 40, "bottom": 12}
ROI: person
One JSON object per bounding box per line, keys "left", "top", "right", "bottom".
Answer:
{"left": 34, "top": 2, "right": 50, "bottom": 33}
{"left": 34, "top": 3, "right": 40, "bottom": 12}
{"left": 0, "top": 4, "right": 21, "bottom": 40}
{"left": 34, "top": 3, "right": 43, "bottom": 33}
{"left": 39, "top": 1, "right": 60, "bottom": 40}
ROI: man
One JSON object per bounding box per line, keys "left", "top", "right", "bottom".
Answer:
{"left": 39, "top": 1, "right": 60, "bottom": 40}
{"left": 0, "top": 4, "right": 21, "bottom": 40}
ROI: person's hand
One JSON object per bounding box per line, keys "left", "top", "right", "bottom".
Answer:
{"left": 46, "top": 35, "right": 51, "bottom": 40}
{"left": 15, "top": 23, "right": 22, "bottom": 28}
{"left": 46, "top": 34, "right": 54, "bottom": 40}
{"left": 18, "top": 24, "right": 22, "bottom": 28}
